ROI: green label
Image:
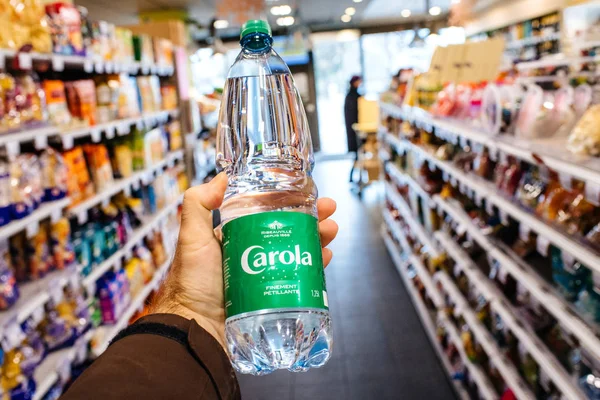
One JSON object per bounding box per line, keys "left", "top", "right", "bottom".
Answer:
{"left": 222, "top": 211, "right": 328, "bottom": 319}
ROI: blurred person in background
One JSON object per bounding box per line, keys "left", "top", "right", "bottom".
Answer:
{"left": 345, "top": 75, "right": 362, "bottom": 182}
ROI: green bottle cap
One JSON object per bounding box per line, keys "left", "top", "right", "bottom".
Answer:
{"left": 240, "top": 19, "right": 272, "bottom": 40}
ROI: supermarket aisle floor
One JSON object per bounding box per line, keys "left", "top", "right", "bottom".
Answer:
{"left": 237, "top": 160, "right": 457, "bottom": 400}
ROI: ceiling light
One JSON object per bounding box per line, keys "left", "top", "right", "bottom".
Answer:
{"left": 345, "top": 7, "right": 356, "bottom": 16}
{"left": 401, "top": 9, "right": 411, "bottom": 18}
{"left": 213, "top": 19, "right": 229, "bottom": 29}
{"left": 341, "top": 14, "right": 352, "bottom": 22}
{"left": 429, "top": 6, "right": 442, "bottom": 16}
{"left": 271, "top": 5, "right": 292, "bottom": 15}
{"left": 451, "top": 0, "right": 461, "bottom": 3}
{"left": 276, "top": 16, "right": 295, "bottom": 26}
{"left": 353, "top": 0, "right": 363, "bottom": 2}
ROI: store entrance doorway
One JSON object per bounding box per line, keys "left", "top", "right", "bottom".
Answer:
{"left": 312, "top": 31, "right": 362, "bottom": 157}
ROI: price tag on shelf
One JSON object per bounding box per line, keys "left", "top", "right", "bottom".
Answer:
{"left": 18, "top": 53, "right": 32, "bottom": 70}
{"left": 26, "top": 222, "right": 39, "bottom": 238}
{"left": 450, "top": 176, "right": 458, "bottom": 187}
{"left": 136, "top": 120, "right": 144, "bottom": 130}
{"left": 485, "top": 200, "right": 494, "bottom": 216}
{"left": 559, "top": 173, "right": 572, "bottom": 190}
{"left": 91, "top": 128, "right": 101, "bottom": 143}
{"left": 124, "top": 247, "right": 133, "bottom": 260}
{"left": 95, "top": 62, "right": 104, "bottom": 74}
{"left": 115, "top": 257, "right": 123, "bottom": 271}
{"left": 77, "top": 210, "right": 88, "bottom": 224}
{"left": 62, "top": 135, "right": 74, "bottom": 150}
{"left": 58, "top": 357, "right": 72, "bottom": 384}
{"left": 132, "top": 179, "right": 141, "bottom": 190}
{"left": 84, "top": 60, "right": 93, "bottom": 73}
{"left": 123, "top": 186, "right": 132, "bottom": 197}
{"left": 75, "top": 336, "right": 88, "bottom": 364}
{"left": 499, "top": 151, "right": 508, "bottom": 164}
{"left": 34, "top": 134, "right": 47, "bottom": 150}
{"left": 562, "top": 252, "right": 575, "bottom": 267}
{"left": 475, "top": 192, "right": 483, "bottom": 207}
{"left": 456, "top": 224, "right": 467, "bottom": 236}
{"left": 167, "top": 156, "right": 175, "bottom": 168}
{"left": 101, "top": 197, "right": 110, "bottom": 208}
{"left": 141, "top": 65, "right": 150, "bottom": 75}
{"left": 427, "top": 160, "right": 436, "bottom": 171}
{"left": 49, "top": 282, "right": 64, "bottom": 304}
{"left": 442, "top": 171, "right": 449, "bottom": 182}
{"left": 499, "top": 209, "right": 509, "bottom": 225}
{"left": 105, "top": 125, "right": 116, "bottom": 139}
{"left": 105, "top": 62, "right": 114, "bottom": 74}
{"left": 459, "top": 136, "right": 468, "bottom": 148}
{"left": 488, "top": 146, "right": 498, "bottom": 162}
{"left": 151, "top": 65, "right": 158, "bottom": 74}
{"left": 519, "top": 224, "right": 530, "bottom": 241}
{"left": 52, "top": 55, "right": 65, "bottom": 71}
{"left": 5, "top": 141, "right": 20, "bottom": 158}
{"left": 51, "top": 208, "right": 62, "bottom": 224}
{"left": 459, "top": 182, "right": 467, "bottom": 194}
{"left": 585, "top": 181, "right": 600, "bottom": 206}
{"left": 536, "top": 235, "right": 550, "bottom": 257}
{"left": 117, "top": 123, "right": 129, "bottom": 135}
{"left": 31, "top": 306, "right": 45, "bottom": 325}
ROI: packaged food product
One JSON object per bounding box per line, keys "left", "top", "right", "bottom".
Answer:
{"left": 133, "top": 34, "right": 154, "bottom": 65}
{"left": 149, "top": 76, "right": 162, "bottom": 112}
{"left": 144, "top": 128, "right": 167, "bottom": 167}
{"left": 40, "top": 148, "right": 68, "bottom": 202}
{"left": 536, "top": 183, "right": 575, "bottom": 222}
{"left": 19, "top": 316, "right": 46, "bottom": 376}
{"left": 110, "top": 138, "right": 133, "bottom": 179}
{"left": 568, "top": 104, "right": 600, "bottom": 156}
{"left": 41, "top": 305, "right": 75, "bottom": 351}
{"left": 83, "top": 144, "right": 114, "bottom": 193}
{"left": 0, "top": 73, "right": 20, "bottom": 130}
{"left": 97, "top": 270, "right": 130, "bottom": 324}
{"left": 0, "top": 0, "right": 51, "bottom": 53}
{"left": 114, "top": 28, "right": 134, "bottom": 65}
{"left": 43, "top": 80, "right": 72, "bottom": 127}
{"left": 0, "top": 161, "right": 11, "bottom": 227}
{"left": 556, "top": 193, "right": 600, "bottom": 236}
{"left": 10, "top": 232, "right": 28, "bottom": 282}
{"left": 161, "top": 85, "right": 178, "bottom": 111}
{"left": 72, "top": 229, "right": 92, "bottom": 277}
{"left": 95, "top": 79, "right": 113, "bottom": 124}
{"left": 27, "top": 221, "right": 53, "bottom": 279}
{"left": 166, "top": 121, "right": 183, "bottom": 151}
{"left": 15, "top": 72, "right": 47, "bottom": 125}
{"left": 153, "top": 38, "right": 174, "bottom": 67}
{"left": 516, "top": 170, "right": 547, "bottom": 211}
{"left": 65, "top": 80, "right": 97, "bottom": 126}
{"left": 124, "top": 257, "right": 144, "bottom": 297}
{"left": 63, "top": 146, "right": 94, "bottom": 206}
{"left": 136, "top": 77, "right": 153, "bottom": 113}
{"left": 50, "top": 218, "right": 75, "bottom": 270}
{"left": 45, "top": 2, "right": 86, "bottom": 56}
{"left": 135, "top": 245, "right": 155, "bottom": 282}
{"left": 9, "top": 156, "right": 36, "bottom": 219}
{"left": 121, "top": 75, "right": 140, "bottom": 118}
{"left": 0, "top": 240, "right": 18, "bottom": 310}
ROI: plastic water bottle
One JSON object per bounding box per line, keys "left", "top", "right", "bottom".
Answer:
{"left": 216, "top": 20, "right": 332, "bottom": 375}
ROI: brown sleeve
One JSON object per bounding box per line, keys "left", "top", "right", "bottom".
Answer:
{"left": 62, "top": 314, "right": 241, "bottom": 400}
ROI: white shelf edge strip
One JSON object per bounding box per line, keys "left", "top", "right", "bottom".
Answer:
{"left": 0, "top": 197, "right": 71, "bottom": 240}
{"left": 81, "top": 193, "right": 183, "bottom": 289}
{"left": 381, "top": 230, "right": 470, "bottom": 400}
{"left": 68, "top": 150, "right": 184, "bottom": 217}
{"left": 33, "top": 255, "right": 172, "bottom": 400}
{"left": 380, "top": 101, "right": 600, "bottom": 187}
{"left": 440, "top": 314, "right": 498, "bottom": 400}
{"left": 435, "top": 272, "right": 536, "bottom": 400}
{"left": 435, "top": 232, "right": 584, "bottom": 399}
{"left": 386, "top": 134, "right": 600, "bottom": 276}
{"left": 384, "top": 181, "right": 440, "bottom": 257}
{"left": 433, "top": 194, "right": 600, "bottom": 362}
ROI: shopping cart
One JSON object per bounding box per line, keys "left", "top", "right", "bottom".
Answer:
{"left": 349, "top": 122, "right": 381, "bottom": 197}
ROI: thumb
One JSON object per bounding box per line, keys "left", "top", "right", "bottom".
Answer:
{"left": 178, "top": 172, "right": 228, "bottom": 247}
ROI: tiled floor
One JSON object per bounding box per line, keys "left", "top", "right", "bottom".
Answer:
{"left": 237, "top": 160, "right": 457, "bottom": 400}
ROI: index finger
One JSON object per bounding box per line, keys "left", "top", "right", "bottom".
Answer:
{"left": 317, "top": 198, "right": 336, "bottom": 222}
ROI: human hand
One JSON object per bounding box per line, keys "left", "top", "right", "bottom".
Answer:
{"left": 152, "top": 173, "right": 338, "bottom": 349}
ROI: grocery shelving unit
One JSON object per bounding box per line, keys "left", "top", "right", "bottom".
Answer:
{"left": 380, "top": 100, "right": 600, "bottom": 399}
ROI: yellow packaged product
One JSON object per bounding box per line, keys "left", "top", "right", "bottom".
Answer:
{"left": 125, "top": 258, "right": 144, "bottom": 297}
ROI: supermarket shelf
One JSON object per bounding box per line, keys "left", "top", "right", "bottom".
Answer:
{"left": 32, "top": 330, "right": 94, "bottom": 400}
{"left": 434, "top": 194, "right": 600, "bottom": 362}
{"left": 440, "top": 314, "right": 498, "bottom": 400}
{"left": 0, "top": 197, "right": 71, "bottom": 240}
{"left": 33, "top": 255, "right": 172, "bottom": 400}
{"left": 0, "top": 125, "right": 59, "bottom": 150}
{"left": 386, "top": 162, "right": 436, "bottom": 208}
{"left": 68, "top": 150, "right": 184, "bottom": 220}
{"left": 92, "top": 257, "right": 172, "bottom": 356}
{"left": 383, "top": 208, "right": 412, "bottom": 256}
{"left": 0, "top": 49, "right": 175, "bottom": 76}
{"left": 435, "top": 272, "right": 536, "bottom": 400}
{"left": 387, "top": 134, "right": 600, "bottom": 277}
{"left": 516, "top": 55, "right": 600, "bottom": 70}
{"left": 380, "top": 101, "right": 600, "bottom": 188}
{"left": 60, "top": 110, "right": 173, "bottom": 148}
{"left": 435, "top": 232, "right": 585, "bottom": 399}
{"left": 0, "top": 267, "right": 77, "bottom": 335}
{"left": 381, "top": 230, "right": 470, "bottom": 400}
{"left": 505, "top": 32, "right": 561, "bottom": 50}
{"left": 81, "top": 193, "right": 183, "bottom": 291}
{"left": 384, "top": 181, "right": 440, "bottom": 257}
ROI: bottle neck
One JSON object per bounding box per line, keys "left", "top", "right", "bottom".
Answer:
{"left": 240, "top": 32, "right": 273, "bottom": 53}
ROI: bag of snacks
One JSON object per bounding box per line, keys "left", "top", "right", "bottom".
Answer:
{"left": 63, "top": 146, "right": 94, "bottom": 206}
{"left": 83, "top": 144, "right": 114, "bottom": 193}
{"left": 567, "top": 104, "right": 600, "bottom": 156}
